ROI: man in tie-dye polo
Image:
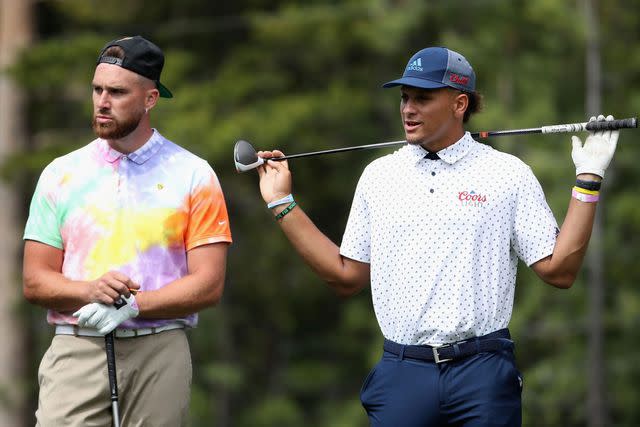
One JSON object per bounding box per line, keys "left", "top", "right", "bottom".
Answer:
{"left": 23, "top": 36, "right": 232, "bottom": 426}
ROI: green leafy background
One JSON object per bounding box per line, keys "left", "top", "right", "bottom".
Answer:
{"left": 2, "top": 1, "right": 639, "bottom": 426}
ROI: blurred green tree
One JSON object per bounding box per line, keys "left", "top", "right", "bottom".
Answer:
{"left": 3, "top": 0, "right": 639, "bottom": 426}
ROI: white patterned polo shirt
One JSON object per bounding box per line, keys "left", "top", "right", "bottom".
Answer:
{"left": 340, "top": 132, "right": 558, "bottom": 345}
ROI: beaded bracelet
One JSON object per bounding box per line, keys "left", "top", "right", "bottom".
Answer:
{"left": 572, "top": 188, "right": 599, "bottom": 203}
{"left": 275, "top": 201, "right": 297, "bottom": 220}
{"left": 575, "top": 179, "right": 601, "bottom": 192}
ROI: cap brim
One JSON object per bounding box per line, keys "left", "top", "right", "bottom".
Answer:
{"left": 382, "top": 77, "right": 447, "bottom": 89}
{"left": 157, "top": 82, "right": 173, "bottom": 98}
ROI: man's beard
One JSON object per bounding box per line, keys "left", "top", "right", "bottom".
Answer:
{"left": 406, "top": 135, "right": 422, "bottom": 145}
{"left": 92, "top": 109, "right": 144, "bottom": 140}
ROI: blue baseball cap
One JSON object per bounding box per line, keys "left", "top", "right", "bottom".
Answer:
{"left": 382, "top": 47, "right": 476, "bottom": 92}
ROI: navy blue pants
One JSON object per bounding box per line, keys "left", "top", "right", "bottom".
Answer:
{"left": 360, "top": 339, "right": 523, "bottom": 426}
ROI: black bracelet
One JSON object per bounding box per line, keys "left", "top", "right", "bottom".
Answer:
{"left": 275, "top": 201, "right": 297, "bottom": 221}
{"left": 575, "top": 179, "right": 601, "bottom": 191}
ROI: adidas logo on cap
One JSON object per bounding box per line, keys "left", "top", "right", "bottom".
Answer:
{"left": 382, "top": 47, "right": 476, "bottom": 92}
{"left": 406, "top": 58, "right": 423, "bottom": 72}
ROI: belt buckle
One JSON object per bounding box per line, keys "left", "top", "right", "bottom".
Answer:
{"left": 432, "top": 344, "right": 453, "bottom": 364}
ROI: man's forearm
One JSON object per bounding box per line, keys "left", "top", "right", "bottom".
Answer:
{"left": 135, "top": 243, "right": 228, "bottom": 318}
{"left": 23, "top": 269, "right": 89, "bottom": 312}
{"left": 534, "top": 197, "right": 598, "bottom": 287}
{"left": 272, "top": 203, "right": 368, "bottom": 296}
{"left": 134, "top": 273, "right": 224, "bottom": 318}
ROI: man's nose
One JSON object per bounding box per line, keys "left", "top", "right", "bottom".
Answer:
{"left": 402, "top": 99, "right": 416, "bottom": 114}
{"left": 96, "top": 91, "right": 111, "bottom": 109}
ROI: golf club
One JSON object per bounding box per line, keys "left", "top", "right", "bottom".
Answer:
{"left": 234, "top": 116, "right": 637, "bottom": 172}
{"left": 105, "top": 331, "right": 120, "bottom": 427}
{"left": 104, "top": 290, "right": 137, "bottom": 427}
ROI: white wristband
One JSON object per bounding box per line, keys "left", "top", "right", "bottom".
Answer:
{"left": 267, "top": 194, "right": 294, "bottom": 209}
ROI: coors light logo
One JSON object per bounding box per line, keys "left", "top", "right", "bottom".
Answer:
{"left": 458, "top": 190, "right": 487, "bottom": 207}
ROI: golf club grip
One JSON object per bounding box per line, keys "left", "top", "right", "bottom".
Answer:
{"left": 105, "top": 332, "right": 118, "bottom": 400}
{"left": 585, "top": 117, "right": 637, "bottom": 131}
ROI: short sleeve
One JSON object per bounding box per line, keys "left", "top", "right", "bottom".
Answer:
{"left": 23, "top": 161, "right": 64, "bottom": 249}
{"left": 185, "top": 162, "right": 232, "bottom": 250}
{"left": 340, "top": 171, "right": 371, "bottom": 263}
{"left": 512, "top": 166, "right": 558, "bottom": 266}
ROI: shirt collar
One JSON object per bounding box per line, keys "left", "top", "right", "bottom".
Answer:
{"left": 98, "top": 129, "right": 165, "bottom": 165}
{"left": 402, "top": 132, "right": 476, "bottom": 166}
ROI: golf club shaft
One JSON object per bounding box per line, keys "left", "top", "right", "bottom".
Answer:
{"left": 105, "top": 332, "right": 121, "bottom": 427}
{"left": 276, "top": 140, "right": 406, "bottom": 160}
{"left": 270, "top": 117, "right": 637, "bottom": 161}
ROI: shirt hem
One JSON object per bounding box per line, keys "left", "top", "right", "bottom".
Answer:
{"left": 525, "top": 244, "right": 556, "bottom": 267}
{"left": 23, "top": 235, "right": 63, "bottom": 250}
{"left": 187, "top": 235, "right": 232, "bottom": 251}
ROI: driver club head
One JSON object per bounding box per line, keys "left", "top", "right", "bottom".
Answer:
{"left": 234, "top": 139, "right": 265, "bottom": 173}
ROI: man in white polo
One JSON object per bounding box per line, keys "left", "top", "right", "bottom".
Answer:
{"left": 252, "top": 46, "right": 618, "bottom": 426}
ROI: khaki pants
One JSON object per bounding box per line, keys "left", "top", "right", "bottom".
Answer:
{"left": 35, "top": 329, "right": 192, "bottom": 427}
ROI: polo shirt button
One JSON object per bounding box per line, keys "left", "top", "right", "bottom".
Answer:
{"left": 430, "top": 189, "right": 434, "bottom": 193}
{"left": 431, "top": 172, "right": 436, "bottom": 176}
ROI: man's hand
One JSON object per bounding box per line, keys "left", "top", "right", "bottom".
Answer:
{"left": 73, "top": 293, "right": 139, "bottom": 335}
{"left": 86, "top": 271, "right": 140, "bottom": 305}
{"left": 571, "top": 114, "right": 619, "bottom": 179}
{"left": 257, "top": 149, "right": 293, "bottom": 205}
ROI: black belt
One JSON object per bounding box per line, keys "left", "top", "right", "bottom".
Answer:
{"left": 383, "top": 328, "right": 512, "bottom": 364}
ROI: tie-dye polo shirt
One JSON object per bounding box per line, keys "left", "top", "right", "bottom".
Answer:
{"left": 24, "top": 130, "right": 232, "bottom": 329}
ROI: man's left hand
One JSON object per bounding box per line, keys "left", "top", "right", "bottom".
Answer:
{"left": 571, "top": 114, "right": 619, "bottom": 179}
{"left": 73, "top": 294, "right": 140, "bottom": 335}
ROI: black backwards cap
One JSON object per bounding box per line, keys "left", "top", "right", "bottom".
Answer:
{"left": 97, "top": 36, "right": 173, "bottom": 98}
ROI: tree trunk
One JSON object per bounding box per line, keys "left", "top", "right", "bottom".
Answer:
{"left": 584, "top": 0, "right": 607, "bottom": 426}
{"left": 0, "top": 0, "right": 33, "bottom": 425}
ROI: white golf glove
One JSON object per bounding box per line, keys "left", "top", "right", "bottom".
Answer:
{"left": 571, "top": 114, "right": 619, "bottom": 178}
{"left": 73, "top": 294, "right": 139, "bottom": 335}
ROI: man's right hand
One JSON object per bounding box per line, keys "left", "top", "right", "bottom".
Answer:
{"left": 86, "top": 271, "right": 139, "bottom": 305}
{"left": 256, "top": 150, "right": 293, "bottom": 205}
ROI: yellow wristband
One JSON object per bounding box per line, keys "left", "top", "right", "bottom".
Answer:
{"left": 572, "top": 186, "right": 599, "bottom": 196}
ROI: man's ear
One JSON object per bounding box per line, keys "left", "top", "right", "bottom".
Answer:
{"left": 145, "top": 88, "right": 160, "bottom": 111}
{"left": 452, "top": 91, "right": 469, "bottom": 119}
